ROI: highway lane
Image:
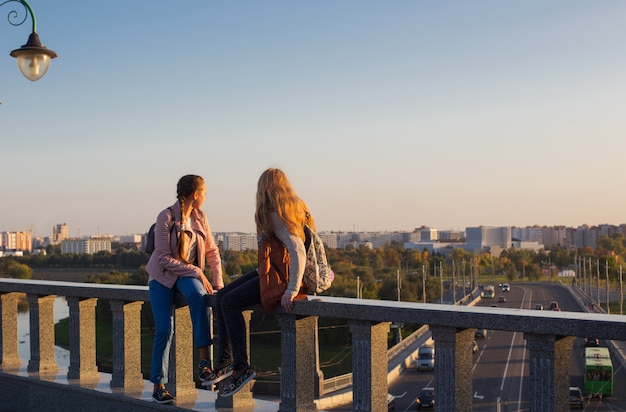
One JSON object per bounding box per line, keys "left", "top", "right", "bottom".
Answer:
{"left": 469, "top": 283, "right": 626, "bottom": 412}
{"left": 385, "top": 283, "right": 626, "bottom": 412}
{"left": 324, "top": 282, "right": 626, "bottom": 411}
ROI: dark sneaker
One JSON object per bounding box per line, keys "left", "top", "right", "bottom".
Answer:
{"left": 198, "top": 359, "right": 212, "bottom": 382}
{"left": 152, "top": 387, "right": 175, "bottom": 404}
{"left": 219, "top": 368, "right": 256, "bottom": 398}
{"left": 201, "top": 363, "right": 233, "bottom": 386}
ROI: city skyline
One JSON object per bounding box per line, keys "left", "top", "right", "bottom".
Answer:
{"left": 2, "top": 221, "right": 621, "bottom": 257}
{"left": 2, "top": 2, "right": 625, "bottom": 238}
{"left": 5, "top": 220, "right": 626, "bottom": 241}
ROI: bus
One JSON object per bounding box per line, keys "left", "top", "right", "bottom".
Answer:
{"left": 483, "top": 285, "right": 496, "bottom": 298}
{"left": 584, "top": 347, "right": 613, "bottom": 397}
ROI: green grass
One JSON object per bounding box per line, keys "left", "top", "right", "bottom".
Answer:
{"left": 56, "top": 319, "right": 356, "bottom": 381}
{"left": 249, "top": 341, "right": 353, "bottom": 380}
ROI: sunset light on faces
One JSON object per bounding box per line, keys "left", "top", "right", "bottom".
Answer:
{"left": 193, "top": 184, "right": 206, "bottom": 210}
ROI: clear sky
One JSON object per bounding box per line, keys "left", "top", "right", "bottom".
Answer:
{"left": 1, "top": 1, "right": 625, "bottom": 238}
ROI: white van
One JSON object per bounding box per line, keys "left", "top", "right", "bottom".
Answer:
{"left": 416, "top": 345, "right": 435, "bottom": 371}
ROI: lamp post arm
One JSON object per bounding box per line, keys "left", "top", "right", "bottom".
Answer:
{"left": 1, "top": 0, "right": 36, "bottom": 32}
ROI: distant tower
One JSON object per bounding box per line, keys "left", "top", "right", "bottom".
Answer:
{"left": 52, "top": 223, "right": 69, "bottom": 244}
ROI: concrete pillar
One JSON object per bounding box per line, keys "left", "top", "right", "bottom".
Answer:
{"left": 26, "top": 294, "right": 58, "bottom": 374}
{"left": 429, "top": 325, "right": 475, "bottom": 412}
{"left": 0, "top": 292, "right": 21, "bottom": 370}
{"left": 166, "top": 305, "right": 196, "bottom": 401}
{"left": 313, "top": 316, "right": 325, "bottom": 398}
{"left": 66, "top": 297, "right": 100, "bottom": 381}
{"left": 109, "top": 300, "right": 144, "bottom": 389}
{"left": 525, "top": 333, "right": 573, "bottom": 412}
{"left": 216, "top": 309, "right": 254, "bottom": 409}
{"left": 349, "top": 320, "right": 390, "bottom": 412}
{"left": 277, "top": 314, "right": 317, "bottom": 412}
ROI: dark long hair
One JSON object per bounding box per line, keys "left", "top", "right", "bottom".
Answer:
{"left": 176, "top": 174, "right": 204, "bottom": 263}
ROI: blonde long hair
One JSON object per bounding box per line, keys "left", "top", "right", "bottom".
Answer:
{"left": 255, "top": 168, "right": 315, "bottom": 240}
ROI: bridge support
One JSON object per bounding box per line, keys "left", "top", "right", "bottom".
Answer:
{"left": 67, "top": 297, "right": 99, "bottom": 381}
{"left": 0, "top": 292, "right": 21, "bottom": 370}
{"left": 166, "top": 304, "right": 196, "bottom": 402}
{"left": 26, "top": 294, "right": 58, "bottom": 374}
{"left": 430, "top": 325, "right": 474, "bottom": 412}
{"left": 277, "top": 314, "right": 319, "bottom": 412}
{"left": 109, "top": 300, "right": 144, "bottom": 389}
{"left": 525, "top": 333, "right": 573, "bottom": 412}
{"left": 349, "top": 320, "right": 390, "bottom": 412}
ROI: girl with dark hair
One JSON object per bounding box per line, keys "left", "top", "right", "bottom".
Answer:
{"left": 146, "top": 174, "right": 224, "bottom": 404}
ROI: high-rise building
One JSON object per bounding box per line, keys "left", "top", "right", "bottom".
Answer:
{"left": 465, "top": 226, "right": 512, "bottom": 252}
{"left": 52, "top": 223, "right": 69, "bottom": 244}
{"left": 0, "top": 231, "right": 32, "bottom": 252}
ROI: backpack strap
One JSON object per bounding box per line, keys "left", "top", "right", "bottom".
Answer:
{"left": 304, "top": 224, "right": 312, "bottom": 251}
{"left": 168, "top": 206, "right": 181, "bottom": 243}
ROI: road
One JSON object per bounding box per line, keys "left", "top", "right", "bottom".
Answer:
{"left": 380, "top": 283, "right": 626, "bottom": 411}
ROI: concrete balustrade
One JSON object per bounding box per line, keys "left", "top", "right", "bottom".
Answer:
{"left": 1, "top": 278, "right": 625, "bottom": 412}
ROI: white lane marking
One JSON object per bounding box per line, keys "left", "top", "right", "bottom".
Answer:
{"left": 498, "top": 331, "right": 518, "bottom": 396}
{"left": 497, "top": 285, "right": 531, "bottom": 410}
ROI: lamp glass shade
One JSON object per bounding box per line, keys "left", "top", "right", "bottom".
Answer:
{"left": 10, "top": 33, "right": 57, "bottom": 81}
{"left": 15, "top": 52, "right": 51, "bottom": 81}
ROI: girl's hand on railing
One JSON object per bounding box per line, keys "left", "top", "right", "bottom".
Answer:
{"left": 200, "top": 275, "right": 213, "bottom": 294}
{"left": 281, "top": 293, "right": 294, "bottom": 313}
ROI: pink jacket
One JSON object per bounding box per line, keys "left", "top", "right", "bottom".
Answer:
{"left": 146, "top": 202, "right": 223, "bottom": 290}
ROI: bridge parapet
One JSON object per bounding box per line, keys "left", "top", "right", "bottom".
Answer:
{"left": 1, "top": 279, "right": 625, "bottom": 412}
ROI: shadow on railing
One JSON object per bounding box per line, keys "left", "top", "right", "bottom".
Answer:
{"left": 2, "top": 278, "right": 626, "bottom": 412}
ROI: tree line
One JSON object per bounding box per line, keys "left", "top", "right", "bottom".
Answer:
{"left": 2, "top": 233, "right": 626, "bottom": 301}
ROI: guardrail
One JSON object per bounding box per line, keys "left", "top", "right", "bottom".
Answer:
{"left": 2, "top": 278, "right": 626, "bottom": 412}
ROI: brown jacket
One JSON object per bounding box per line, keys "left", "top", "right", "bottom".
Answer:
{"left": 258, "top": 236, "right": 307, "bottom": 313}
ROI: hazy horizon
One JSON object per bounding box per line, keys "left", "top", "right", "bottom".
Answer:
{"left": 10, "top": 220, "right": 626, "bottom": 240}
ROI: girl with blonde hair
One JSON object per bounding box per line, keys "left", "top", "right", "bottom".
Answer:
{"left": 208, "top": 168, "right": 312, "bottom": 397}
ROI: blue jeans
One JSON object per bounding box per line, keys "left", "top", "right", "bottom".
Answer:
{"left": 149, "top": 277, "right": 211, "bottom": 384}
{"left": 215, "top": 269, "right": 260, "bottom": 371}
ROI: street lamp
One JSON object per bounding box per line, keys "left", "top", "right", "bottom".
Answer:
{"left": 358, "top": 278, "right": 382, "bottom": 299}
{"left": 2, "top": 0, "right": 57, "bottom": 81}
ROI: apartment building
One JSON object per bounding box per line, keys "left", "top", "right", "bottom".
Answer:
{"left": 0, "top": 231, "right": 32, "bottom": 252}
{"left": 61, "top": 236, "right": 112, "bottom": 254}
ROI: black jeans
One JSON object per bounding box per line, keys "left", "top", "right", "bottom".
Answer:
{"left": 215, "top": 269, "right": 260, "bottom": 371}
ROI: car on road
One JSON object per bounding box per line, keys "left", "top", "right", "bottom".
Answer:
{"left": 387, "top": 393, "right": 395, "bottom": 410}
{"left": 471, "top": 340, "right": 478, "bottom": 354}
{"left": 416, "top": 345, "right": 435, "bottom": 371}
{"left": 502, "top": 283, "right": 510, "bottom": 292}
{"left": 569, "top": 386, "right": 584, "bottom": 408}
{"left": 549, "top": 301, "right": 559, "bottom": 310}
{"left": 585, "top": 337, "right": 599, "bottom": 347}
{"left": 416, "top": 387, "right": 435, "bottom": 410}
{"left": 498, "top": 296, "right": 507, "bottom": 303}
{"left": 534, "top": 303, "right": 543, "bottom": 310}
{"left": 475, "top": 328, "right": 487, "bottom": 339}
